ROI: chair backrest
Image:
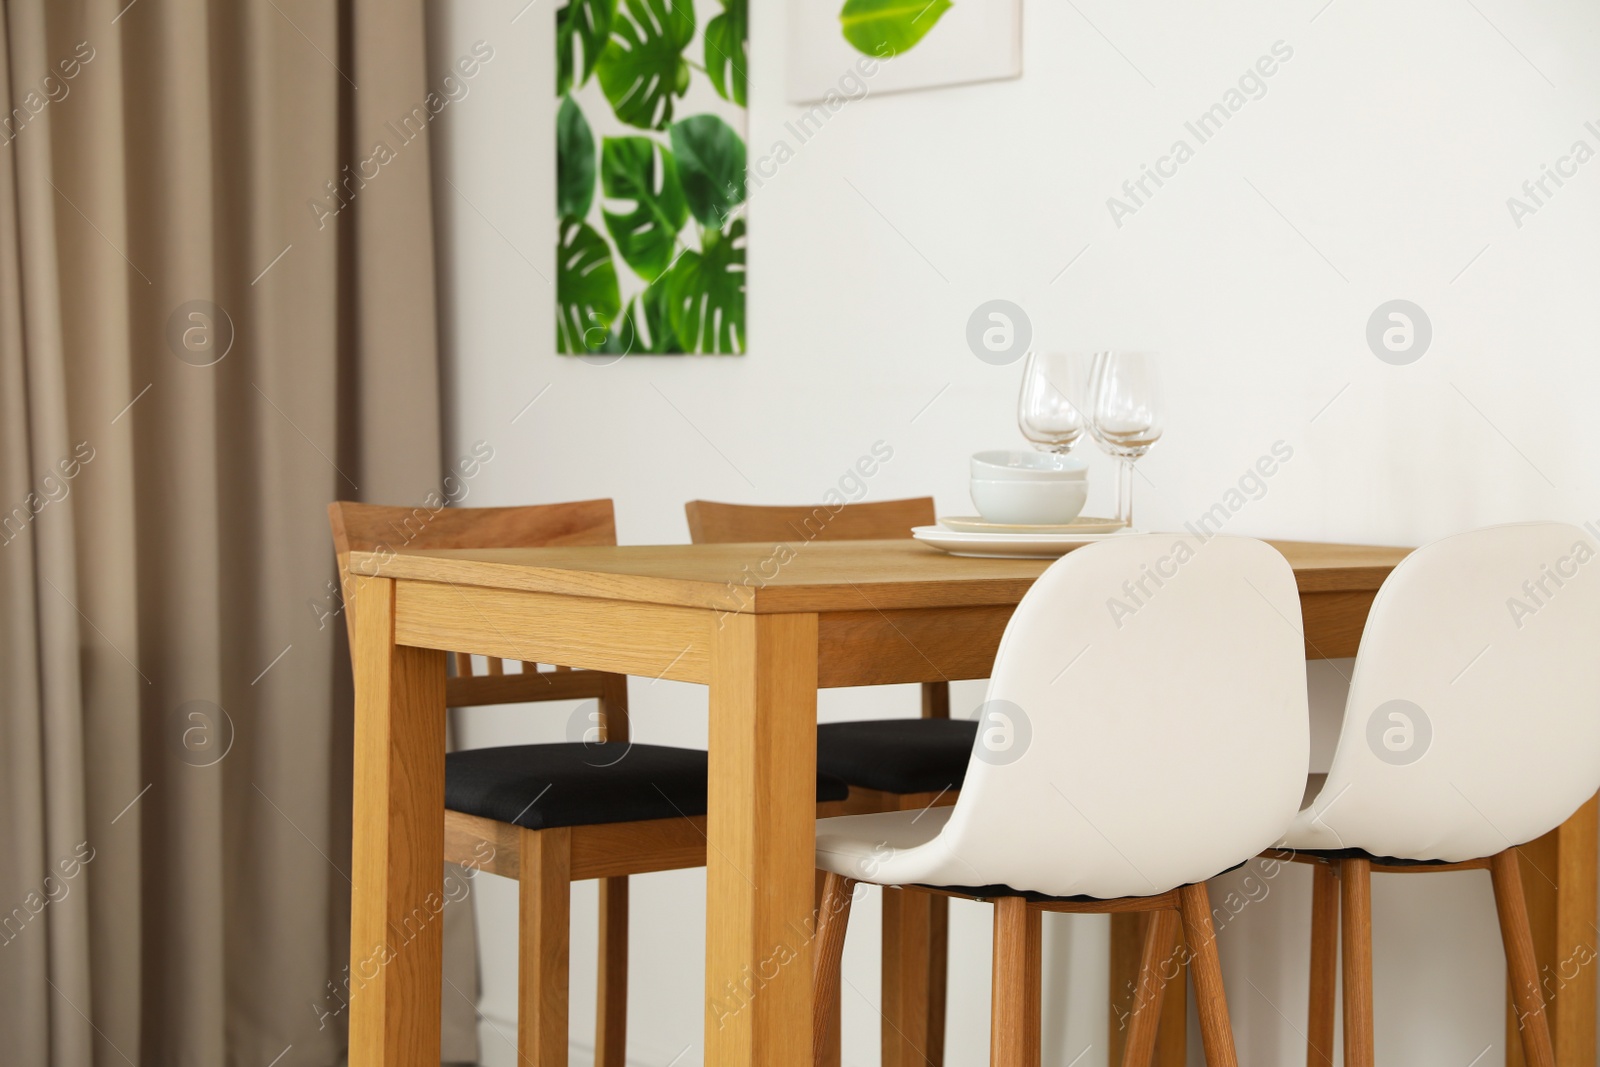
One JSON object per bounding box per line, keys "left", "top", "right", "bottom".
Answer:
{"left": 684, "top": 497, "right": 935, "bottom": 545}
{"left": 1307, "top": 522, "right": 1600, "bottom": 861}
{"left": 910, "top": 535, "right": 1310, "bottom": 898}
{"left": 327, "top": 499, "right": 625, "bottom": 724}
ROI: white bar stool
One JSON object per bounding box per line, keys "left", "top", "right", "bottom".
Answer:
{"left": 809, "top": 534, "right": 1313, "bottom": 1067}
{"left": 1284, "top": 522, "right": 1600, "bottom": 1067}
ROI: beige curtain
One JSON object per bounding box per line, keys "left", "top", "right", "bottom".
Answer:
{"left": 0, "top": 1, "right": 476, "bottom": 1063}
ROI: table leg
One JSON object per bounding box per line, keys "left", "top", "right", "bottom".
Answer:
{"left": 1507, "top": 794, "right": 1598, "bottom": 1067}
{"left": 347, "top": 577, "right": 448, "bottom": 1067}
{"left": 706, "top": 612, "right": 819, "bottom": 1067}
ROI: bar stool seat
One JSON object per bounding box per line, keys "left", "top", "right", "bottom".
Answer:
{"left": 446, "top": 742, "right": 850, "bottom": 830}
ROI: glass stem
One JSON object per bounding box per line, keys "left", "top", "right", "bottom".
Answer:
{"left": 1117, "top": 459, "right": 1134, "bottom": 530}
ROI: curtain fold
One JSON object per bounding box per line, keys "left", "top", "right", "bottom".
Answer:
{"left": 0, "top": 1, "right": 476, "bottom": 1063}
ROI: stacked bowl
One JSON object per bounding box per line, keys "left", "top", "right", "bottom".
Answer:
{"left": 970, "top": 450, "right": 1090, "bottom": 526}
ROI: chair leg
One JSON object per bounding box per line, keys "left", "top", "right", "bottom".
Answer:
{"left": 1121, "top": 908, "right": 1182, "bottom": 1067}
{"left": 815, "top": 870, "right": 841, "bottom": 1067}
{"left": 594, "top": 876, "right": 628, "bottom": 1067}
{"left": 519, "top": 827, "right": 572, "bottom": 1067}
{"left": 927, "top": 893, "right": 948, "bottom": 1066}
{"left": 882, "top": 887, "right": 948, "bottom": 1067}
{"left": 1307, "top": 862, "right": 1339, "bottom": 1067}
{"left": 1339, "top": 859, "right": 1374, "bottom": 1067}
{"left": 1491, "top": 849, "right": 1557, "bottom": 1067}
{"left": 1178, "top": 882, "right": 1238, "bottom": 1067}
{"left": 990, "top": 896, "right": 1042, "bottom": 1067}
{"left": 813, "top": 871, "right": 857, "bottom": 1067}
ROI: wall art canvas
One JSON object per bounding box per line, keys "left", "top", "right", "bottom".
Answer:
{"left": 786, "top": 0, "right": 1021, "bottom": 103}
{"left": 557, "top": 0, "right": 748, "bottom": 355}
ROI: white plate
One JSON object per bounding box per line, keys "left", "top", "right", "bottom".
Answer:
{"left": 939, "top": 515, "right": 1124, "bottom": 536}
{"left": 912, "top": 525, "right": 1130, "bottom": 559}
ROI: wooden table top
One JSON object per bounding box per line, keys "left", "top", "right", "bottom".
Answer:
{"left": 349, "top": 538, "right": 1413, "bottom": 615}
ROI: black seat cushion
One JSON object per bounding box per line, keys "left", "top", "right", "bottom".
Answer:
{"left": 921, "top": 861, "right": 1256, "bottom": 904}
{"left": 816, "top": 718, "right": 978, "bottom": 795}
{"left": 1296, "top": 847, "right": 1463, "bottom": 868}
{"left": 446, "top": 742, "right": 850, "bottom": 831}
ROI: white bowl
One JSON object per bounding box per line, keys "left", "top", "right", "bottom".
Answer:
{"left": 970, "top": 477, "right": 1088, "bottom": 525}
{"left": 971, "top": 450, "right": 1088, "bottom": 481}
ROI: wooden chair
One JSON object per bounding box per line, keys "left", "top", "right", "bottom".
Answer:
{"left": 1280, "top": 523, "right": 1600, "bottom": 1067}
{"left": 330, "top": 499, "right": 852, "bottom": 1066}
{"left": 686, "top": 497, "right": 975, "bottom": 1067}
{"left": 811, "top": 534, "right": 1314, "bottom": 1067}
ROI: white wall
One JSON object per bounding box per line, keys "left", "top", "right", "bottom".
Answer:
{"left": 426, "top": 1, "right": 1600, "bottom": 1063}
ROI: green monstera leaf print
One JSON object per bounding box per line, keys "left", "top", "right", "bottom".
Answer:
{"left": 665, "top": 218, "right": 745, "bottom": 354}
{"left": 600, "top": 136, "right": 689, "bottom": 283}
{"left": 596, "top": 0, "right": 696, "bottom": 130}
{"left": 670, "top": 115, "right": 746, "bottom": 229}
{"left": 557, "top": 96, "right": 596, "bottom": 220}
{"left": 557, "top": 0, "right": 616, "bottom": 94}
{"left": 556, "top": 218, "right": 622, "bottom": 354}
{"left": 839, "top": 0, "right": 952, "bottom": 56}
{"left": 703, "top": 0, "right": 748, "bottom": 106}
{"left": 558, "top": 0, "right": 747, "bottom": 356}
{"left": 598, "top": 275, "right": 679, "bottom": 355}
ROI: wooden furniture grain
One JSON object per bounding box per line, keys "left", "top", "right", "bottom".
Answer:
{"left": 813, "top": 877, "right": 1231, "bottom": 1067}
{"left": 1302, "top": 850, "right": 1557, "bottom": 1067}
{"left": 332, "top": 499, "right": 633, "bottom": 1067}
{"left": 333, "top": 500, "right": 855, "bottom": 1067}
{"left": 684, "top": 496, "right": 937, "bottom": 546}
{"left": 1507, "top": 795, "right": 1599, "bottom": 1067}
{"left": 339, "top": 536, "right": 1594, "bottom": 1067}
{"left": 685, "top": 497, "right": 954, "bottom": 1067}
{"left": 1307, "top": 861, "right": 1339, "bottom": 1067}
{"left": 1340, "top": 857, "right": 1375, "bottom": 1067}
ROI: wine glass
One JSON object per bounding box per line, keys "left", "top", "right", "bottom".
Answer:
{"left": 1080, "top": 351, "right": 1163, "bottom": 530}
{"left": 1016, "top": 351, "right": 1089, "bottom": 459}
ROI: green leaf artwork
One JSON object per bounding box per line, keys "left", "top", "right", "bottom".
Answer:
{"left": 556, "top": 0, "right": 616, "bottom": 95}
{"left": 670, "top": 115, "right": 746, "bottom": 228}
{"left": 600, "top": 136, "right": 689, "bottom": 282}
{"left": 838, "top": 0, "right": 953, "bottom": 56}
{"left": 559, "top": 0, "right": 745, "bottom": 355}
{"left": 557, "top": 97, "right": 596, "bottom": 220}
{"left": 601, "top": 276, "right": 678, "bottom": 354}
{"left": 703, "top": 0, "right": 748, "bottom": 106}
{"left": 596, "top": 0, "right": 696, "bottom": 131}
{"left": 665, "top": 218, "right": 745, "bottom": 354}
{"left": 556, "top": 217, "right": 622, "bottom": 354}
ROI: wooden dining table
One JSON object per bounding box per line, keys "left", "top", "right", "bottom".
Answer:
{"left": 342, "top": 536, "right": 1596, "bottom": 1067}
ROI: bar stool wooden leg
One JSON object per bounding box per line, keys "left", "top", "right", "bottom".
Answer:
{"left": 813, "top": 872, "right": 857, "bottom": 1067}
{"left": 1307, "top": 862, "right": 1339, "bottom": 1067}
{"left": 1339, "top": 859, "right": 1374, "bottom": 1067}
{"left": 1178, "top": 882, "right": 1238, "bottom": 1067}
{"left": 882, "top": 887, "right": 947, "bottom": 1067}
{"left": 814, "top": 870, "right": 842, "bottom": 1067}
{"left": 595, "top": 876, "right": 629, "bottom": 1067}
{"left": 927, "top": 894, "right": 948, "bottom": 1066}
{"left": 520, "top": 827, "right": 572, "bottom": 1067}
{"left": 1122, "top": 908, "right": 1182, "bottom": 1067}
{"left": 1111, "top": 912, "right": 1188, "bottom": 1067}
{"left": 1492, "top": 849, "right": 1557, "bottom": 1067}
{"left": 990, "top": 897, "right": 1042, "bottom": 1067}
